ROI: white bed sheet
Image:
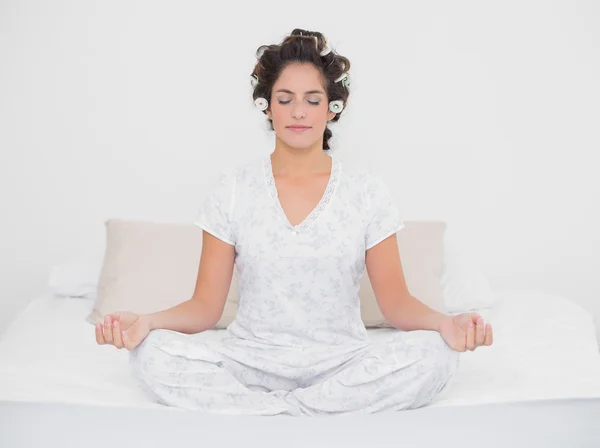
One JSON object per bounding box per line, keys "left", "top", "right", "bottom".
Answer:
{"left": 0, "top": 289, "right": 599, "bottom": 411}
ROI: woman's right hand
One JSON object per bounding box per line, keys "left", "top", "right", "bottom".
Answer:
{"left": 95, "top": 311, "right": 151, "bottom": 350}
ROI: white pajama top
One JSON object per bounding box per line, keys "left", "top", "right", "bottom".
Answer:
{"left": 194, "top": 152, "right": 405, "bottom": 349}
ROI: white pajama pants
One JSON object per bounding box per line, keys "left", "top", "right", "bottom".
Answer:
{"left": 129, "top": 328, "right": 460, "bottom": 416}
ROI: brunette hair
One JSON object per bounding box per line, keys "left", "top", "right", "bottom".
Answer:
{"left": 251, "top": 28, "right": 351, "bottom": 150}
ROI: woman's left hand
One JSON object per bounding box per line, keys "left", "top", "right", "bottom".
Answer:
{"left": 439, "top": 313, "right": 493, "bottom": 352}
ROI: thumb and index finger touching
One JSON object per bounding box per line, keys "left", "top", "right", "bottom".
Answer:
{"left": 94, "top": 311, "right": 140, "bottom": 348}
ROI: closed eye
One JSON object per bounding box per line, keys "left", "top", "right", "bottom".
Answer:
{"left": 278, "top": 100, "right": 321, "bottom": 106}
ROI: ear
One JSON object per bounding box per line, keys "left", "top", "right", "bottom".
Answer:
{"left": 266, "top": 108, "right": 272, "bottom": 120}
{"left": 327, "top": 110, "right": 336, "bottom": 122}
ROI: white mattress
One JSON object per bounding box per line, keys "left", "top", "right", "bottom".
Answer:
{"left": 1, "top": 289, "right": 600, "bottom": 411}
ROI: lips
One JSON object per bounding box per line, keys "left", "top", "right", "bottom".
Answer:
{"left": 287, "top": 126, "right": 310, "bottom": 130}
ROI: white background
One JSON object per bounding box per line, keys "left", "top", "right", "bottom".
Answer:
{"left": 0, "top": 0, "right": 598, "bottom": 337}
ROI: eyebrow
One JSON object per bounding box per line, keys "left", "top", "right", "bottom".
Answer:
{"left": 275, "top": 89, "right": 325, "bottom": 95}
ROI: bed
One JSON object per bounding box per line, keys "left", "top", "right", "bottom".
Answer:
{"left": 1, "top": 289, "right": 600, "bottom": 446}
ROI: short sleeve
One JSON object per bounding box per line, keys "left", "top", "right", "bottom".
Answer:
{"left": 194, "top": 170, "right": 236, "bottom": 246}
{"left": 364, "top": 174, "right": 405, "bottom": 250}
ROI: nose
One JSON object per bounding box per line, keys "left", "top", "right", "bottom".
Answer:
{"left": 291, "top": 102, "right": 306, "bottom": 119}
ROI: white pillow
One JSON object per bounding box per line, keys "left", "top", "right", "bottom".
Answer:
{"left": 441, "top": 226, "right": 496, "bottom": 313}
{"left": 48, "top": 257, "right": 103, "bottom": 299}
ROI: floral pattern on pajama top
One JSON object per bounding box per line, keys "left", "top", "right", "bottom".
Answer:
{"left": 130, "top": 152, "right": 460, "bottom": 416}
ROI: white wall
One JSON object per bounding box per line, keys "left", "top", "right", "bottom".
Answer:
{"left": 1, "top": 0, "right": 599, "bottom": 337}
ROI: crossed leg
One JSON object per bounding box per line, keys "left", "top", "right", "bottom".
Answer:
{"left": 129, "top": 329, "right": 296, "bottom": 416}
{"left": 129, "top": 329, "right": 459, "bottom": 416}
{"left": 286, "top": 329, "right": 460, "bottom": 416}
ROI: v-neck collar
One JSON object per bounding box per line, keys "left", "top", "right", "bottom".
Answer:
{"left": 264, "top": 152, "right": 341, "bottom": 233}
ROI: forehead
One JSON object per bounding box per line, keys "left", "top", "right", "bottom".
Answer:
{"left": 274, "top": 63, "right": 326, "bottom": 90}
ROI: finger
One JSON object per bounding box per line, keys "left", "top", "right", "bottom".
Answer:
{"left": 103, "top": 315, "right": 114, "bottom": 344}
{"left": 465, "top": 312, "right": 479, "bottom": 331}
{"left": 484, "top": 323, "right": 494, "bottom": 346}
{"left": 108, "top": 312, "right": 121, "bottom": 323}
{"left": 470, "top": 312, "right": 481, "bottom": 322}
{"left": 122, "top": 330, "right": 134, "bottom": 350}
{"left": 95, "top": 322, "right": 106, "bottom": 345}
{"left": 475, "top": 317, "right": 486, "bottom": 346}
{"left": 466, "top": 321, "right": 476, "bottom": 351}
{"left": 112, "top": 319, "right": 124, "bottom": 349}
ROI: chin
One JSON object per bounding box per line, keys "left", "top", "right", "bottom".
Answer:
{"left": 284, "top": 141, "right": 318, "bottom": 151}
{"left": 279, "top": 135, "right": 320, "bottom": 151}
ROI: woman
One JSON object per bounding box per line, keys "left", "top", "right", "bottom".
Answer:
{"left": 95, "top": 28, "right": 493, "bottom": 416}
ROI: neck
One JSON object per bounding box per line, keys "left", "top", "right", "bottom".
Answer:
{"left": 271, "top": 137, "right": 331, "bottom": 177}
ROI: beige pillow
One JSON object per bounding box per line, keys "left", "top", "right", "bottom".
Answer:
{"left": 359, "top": 221, "right": 447, "bottom": 327}
{"left": 88, "top": 219, "right": 446, "bottom": 330}
{"left": 87, "top": 219, "right": 240, "bottom": 328}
